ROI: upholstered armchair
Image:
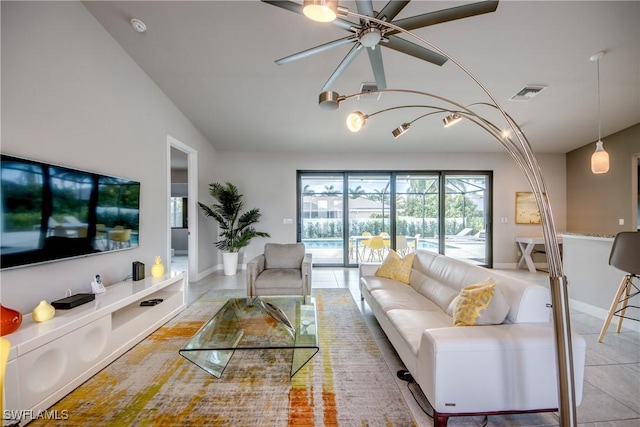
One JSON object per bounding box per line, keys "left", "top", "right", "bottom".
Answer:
{"left": 246, "top": 243, "right": 312, "bottom": 299}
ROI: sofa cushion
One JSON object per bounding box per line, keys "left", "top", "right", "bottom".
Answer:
{"left": 450, "top": 278, "right": 510, "bottom": 326}
{"left": 370, "top": 288, "right": 440, "bottom": 312}
{"left": 375, "top": 250, "right": 415, "bottom": 284}
{"left": 264, "top": 243, "right": 305, "bottom": 269}
{"left": 410, "top": 270, "right": 459, "bottom": 312}
{"left": 386, "top": 309, "right": 453, "bottom": 356}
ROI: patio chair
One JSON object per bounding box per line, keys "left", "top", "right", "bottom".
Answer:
{"left": 407, "top": 234, "right": 420, "bottom": 253}
{"left": 367, "top": 236, "right": 386, "bottom": 262}
{"left": 247, "top": 243, "right": 312, "bottom": 300}
{"left": 396, "top": 235, "right": 409, "bottom": 256}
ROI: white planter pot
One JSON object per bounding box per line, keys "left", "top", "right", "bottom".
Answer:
{"left": 222, "top": 252, "right": 239, "bottom": 276}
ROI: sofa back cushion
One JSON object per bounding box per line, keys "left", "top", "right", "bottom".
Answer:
{"left": 411, "top": 250, "right": 551, "bottom": 323}
{"left": 410, "top": 270, "right": 458, "bottom": 312}
{"left": 264, "top": 243, "right": 305, "bottom": 269}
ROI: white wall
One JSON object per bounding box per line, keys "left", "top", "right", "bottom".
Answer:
{"left": 215, "top": 151, "right": 567, "bottom": 266}
{"left": 1, "top": 1, "right": 219, "bottom": 313}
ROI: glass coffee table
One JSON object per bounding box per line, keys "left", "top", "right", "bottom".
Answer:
{"left": 179, "top": 296, "right": 318, "bottom": 378}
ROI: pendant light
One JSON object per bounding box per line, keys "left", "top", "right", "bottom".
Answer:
{"left": 590, "top": 51, "right": 609, "bottom": 174}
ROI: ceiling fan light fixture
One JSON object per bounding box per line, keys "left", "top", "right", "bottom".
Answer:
{"left": 346, "top": 111, "right": 367, "bottom": 132}
{"left": 303, "top": 0, "right": 339, "bottom": 23}
{"left": 392, "top": 123, "right": 410, "bottom": 139}
{"left": 443, "top": 113, "right": 462, "bottom": 128}
{"left": 360, "top": 28, "right": 382, "bottom": 48}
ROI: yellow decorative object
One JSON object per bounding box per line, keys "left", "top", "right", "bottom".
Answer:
{"left": 31, "top": 300, "right": 56, "bottom": 323}
{"left": 375, "top": 250, "right": 415, "bottom": 284}
{"left": 452, "top": 278, "right": 509, "bottom": 326}
{"left": 151, "top": 256, "right": 165, "bottom": 277}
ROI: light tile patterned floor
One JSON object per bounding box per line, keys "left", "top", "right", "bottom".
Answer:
{"left": 172, "top": 258, "right": 640, "bottom": 426}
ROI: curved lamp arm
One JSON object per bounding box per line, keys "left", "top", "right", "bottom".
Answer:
{"left": 317, "top": 8, "right": 577, "bottom": 425}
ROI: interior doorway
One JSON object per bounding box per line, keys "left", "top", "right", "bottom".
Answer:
{"left": 168, "top": 135, "right": 198, "bottom": 281}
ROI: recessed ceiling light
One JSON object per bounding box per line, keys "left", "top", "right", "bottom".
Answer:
{"left": 130, "top": 18, "right": 147, "bottom": 33}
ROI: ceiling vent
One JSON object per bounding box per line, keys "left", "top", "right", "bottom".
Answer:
{"left": 509, "top": 85, "right": 547, "bottom": 102}
{"left": 357, "top": 82, "right": 382, "bottom": 100}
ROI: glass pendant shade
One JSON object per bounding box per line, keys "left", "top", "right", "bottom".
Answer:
{"left": 591, "top": 140, "right": 610, "bottom": 174}
{"left": 346, "top": 111, "right": 366, "bottom": 132}
{"left": 303, "top": 0, "right": 338, "bottom": 22}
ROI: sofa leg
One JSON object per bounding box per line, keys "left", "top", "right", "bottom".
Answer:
{"left": 433, "top": 411, "right": 448, "bottom": 427}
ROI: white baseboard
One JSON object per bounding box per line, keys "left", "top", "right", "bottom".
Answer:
{"left": 570, "top": 298, "right": 640, "bottom": 334}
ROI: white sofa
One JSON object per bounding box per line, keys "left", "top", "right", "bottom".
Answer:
{"left": 359, "top": 250, "right": 586, "bottom": 426}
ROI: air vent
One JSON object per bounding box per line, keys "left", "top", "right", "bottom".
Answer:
{"left": 357, "top": 82, "right": 382, "bottom": 100}
{"left": 509, "top": 85, "right": 547, "bottom": 102}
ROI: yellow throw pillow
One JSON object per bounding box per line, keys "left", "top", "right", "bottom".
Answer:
{"left": 375, "top": 250, "right": 415, "bottom": 284}
{"left": 452, "top": 278, "right": 509, "bottom": 326}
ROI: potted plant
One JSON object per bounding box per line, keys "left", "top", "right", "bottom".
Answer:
{"left": 198, "top": 182, "right": 270, "bottom": 275}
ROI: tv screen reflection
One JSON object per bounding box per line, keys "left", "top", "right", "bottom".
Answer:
{"left": 1, "top": 154, "right": 140, "bottom": 270}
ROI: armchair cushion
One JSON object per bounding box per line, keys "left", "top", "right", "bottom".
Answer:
{"left": 254, "top": 269, "right": 303, "bottom": 288}
{"left": 264, "top": 243, "right": 305, "bottom": 269}
{"left": 247, "top": 243, "right": 312, "bottom": 298}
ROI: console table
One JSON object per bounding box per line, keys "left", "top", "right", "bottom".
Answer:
{"left": 3, "top": 272, "right": 186, "bottom": 423}
{"left": 516, "top": 236, "right": 563, "bottom": 273}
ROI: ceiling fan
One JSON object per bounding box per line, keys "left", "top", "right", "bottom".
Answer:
{"left": 262, "top": 0, "right": 499, "bottom": 91}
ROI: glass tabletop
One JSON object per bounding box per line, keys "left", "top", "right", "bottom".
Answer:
{"left": 179, "top": 296, "right": 318, "bottom": 378}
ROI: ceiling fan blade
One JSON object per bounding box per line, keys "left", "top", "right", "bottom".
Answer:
{"left": 366, "top": 46, "right": 387, "bottom": 89}
{"left": 321, "top": 44, "right": 364, "bottom": 92}
{"left": 376, "top": 0, "right": 411, "bottom": 22}
{"left": 384, "top": 35, "right": 447, "bottom": 66}
{"left": 261, "top": 0, "right": 355, "bottom": 31}
{"left": 387, "top": 0, "right": 499, "bottom": 34}
{"left": 356, "top": 0, "right": 375, "bottom": 17}
{"left": 275, "top": 36, "right": 356, "bottom": 65}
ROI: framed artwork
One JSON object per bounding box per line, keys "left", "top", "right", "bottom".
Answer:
{"left": 515, "top": 192, "right": 541, "bottom": 224}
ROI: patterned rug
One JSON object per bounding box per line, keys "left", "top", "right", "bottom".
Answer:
{"left": 32, "top": 289, "right": 416, "bottom": 426}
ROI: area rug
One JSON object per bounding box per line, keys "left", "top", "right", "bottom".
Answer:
{"left": 32, "top": 289, "right": 416, "bottom": 426}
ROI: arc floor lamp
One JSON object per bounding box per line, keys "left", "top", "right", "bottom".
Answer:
{"left": 301, "top": 2, "right": 578, "bottom": 426}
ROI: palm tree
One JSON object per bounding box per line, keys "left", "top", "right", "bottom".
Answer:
{"left": 198, "top": 182, "right": 270, "bottom": 252}
{"left": 349, "top": 185, "right": 365, "bottom": 199}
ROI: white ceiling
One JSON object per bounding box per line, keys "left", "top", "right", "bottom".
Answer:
{"left": 83, "top": 0, "right": 640, "bottom": 155}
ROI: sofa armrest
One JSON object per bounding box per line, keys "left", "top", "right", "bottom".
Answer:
{"left": 246, "top": 254, "right": 265, "bottom": 297}
{"left": 302, "top": 253, "right": 312, "bottom": 297}
{"left": 416, "top": 323, "right": 586, "bottom": 414}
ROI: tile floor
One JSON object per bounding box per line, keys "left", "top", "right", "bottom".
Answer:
{"left": 171, "top": 257, "right": 640, "bottom": 426}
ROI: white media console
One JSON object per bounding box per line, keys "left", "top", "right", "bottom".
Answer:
{"left": 3, "top": 272, "right": 187, "bottom": 421}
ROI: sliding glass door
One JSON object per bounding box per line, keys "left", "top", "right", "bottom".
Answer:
{"left": 299, "top": 174, "right": 344, "bottom": 264}
{"left": 298, "top": 171, "right": 492, "bottom": 267}
{"left": 443, "top": 174, "right": 491, "bottom": 265}
{"left": 347, "top": 174, "right": 391, "bottom": 263}
{"left": 395, "top": 174, "right": 440, "bottom": 255}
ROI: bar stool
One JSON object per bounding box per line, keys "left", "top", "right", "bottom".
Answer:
{"left": 598, "top": 231, "right": 640, "bottom": 342}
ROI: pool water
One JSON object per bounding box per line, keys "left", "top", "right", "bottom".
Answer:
{"left": 303, "top": 239, "right": 438, "bottom": 249}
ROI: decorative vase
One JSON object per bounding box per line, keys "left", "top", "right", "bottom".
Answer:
{"left": 222, "top": 252, "right": 239, "bottom": 276}
{"left": 151, "top": 256, "right": 165, "bottom": 277}
{"left": 1, "top": 304, "right": 23, "bottom": 336}
{"left": 32, "top": 300, "right": 56, "bottom": 323}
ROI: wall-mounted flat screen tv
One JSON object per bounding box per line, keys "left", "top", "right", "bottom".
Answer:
{"left": 1, "top": 154, "right": 140, "bottom": 270}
